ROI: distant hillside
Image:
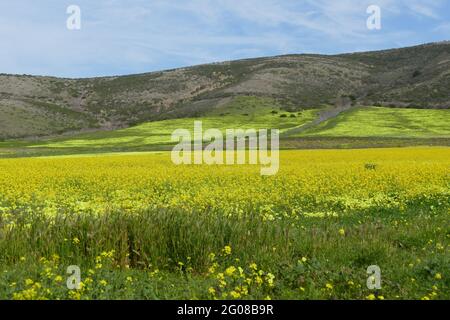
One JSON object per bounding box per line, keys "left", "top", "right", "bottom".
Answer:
{"left": 0, "top": 41, "right": 449, "bottom": 139}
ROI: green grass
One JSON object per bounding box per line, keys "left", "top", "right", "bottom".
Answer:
{"left": 1, "top": 205, "right": 448, "bottom": 300}
{"left": 0, "top": 100, "right": 96, "bottom": 139}
{"left": 300, "top": 107, "right": 450, "bottom": 138}
{"left": 1, "top": 104, "right": 450, "bottom": 158}
{"left": 15, "top": 96, "right": 318, "bottom": 150}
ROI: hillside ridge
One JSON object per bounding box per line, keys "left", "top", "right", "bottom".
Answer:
{"left": 0, "top": 41, "right": 449, "bottom": 139}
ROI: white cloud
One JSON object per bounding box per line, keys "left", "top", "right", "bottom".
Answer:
{"left": 434, "top": 22, "right": 450, "bottom": 32}
{"left": 408, "top": 3, "right": 440, "bottom": 19}
{"left": 0, "top": 0, "right": 448, "bottom": 77}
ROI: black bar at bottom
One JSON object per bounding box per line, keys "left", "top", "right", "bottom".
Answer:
{"left": 1, "top": 300, "right": 446, "bottom": 318}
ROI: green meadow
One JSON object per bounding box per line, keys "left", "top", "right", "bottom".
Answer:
{"left": 0, "top": 102, "right": 449, "bottom": 157}
{"left": 0, "top": 97, "right": 317, "bottom": 156}
{"left": 300, "top": 107, "right": 450, "bottom": 138}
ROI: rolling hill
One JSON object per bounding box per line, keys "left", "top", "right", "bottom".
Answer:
{"left": 1, "top": 41, "right": 449, "bottom": 141}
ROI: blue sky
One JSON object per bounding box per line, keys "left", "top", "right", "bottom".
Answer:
{"left": 1, "top": 0, "right": 449, "bottom": 78}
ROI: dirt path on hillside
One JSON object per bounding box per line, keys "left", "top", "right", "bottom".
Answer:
{"left": 282, "top": 104, "right": 356, "bottom": 137}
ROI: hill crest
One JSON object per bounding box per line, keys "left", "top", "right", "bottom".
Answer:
{"left": 0, "top": 41, "right": 449, "bottom": 139}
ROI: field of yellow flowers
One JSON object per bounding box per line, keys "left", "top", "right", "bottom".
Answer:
{"left": 0, "top": 147, "right": 448, "bottom": 300}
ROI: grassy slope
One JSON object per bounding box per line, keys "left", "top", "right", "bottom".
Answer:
{"left": 1, "top": 103, "right": 450, "bottom": 158}
{"left": 0, "top": 99, "right": 97, "bottom": 139}
{"left": 299, "top": 107, "right": 450, "bottom": 138}
{"left": 3, "top": 96, "right": 318, "bottom": 151}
